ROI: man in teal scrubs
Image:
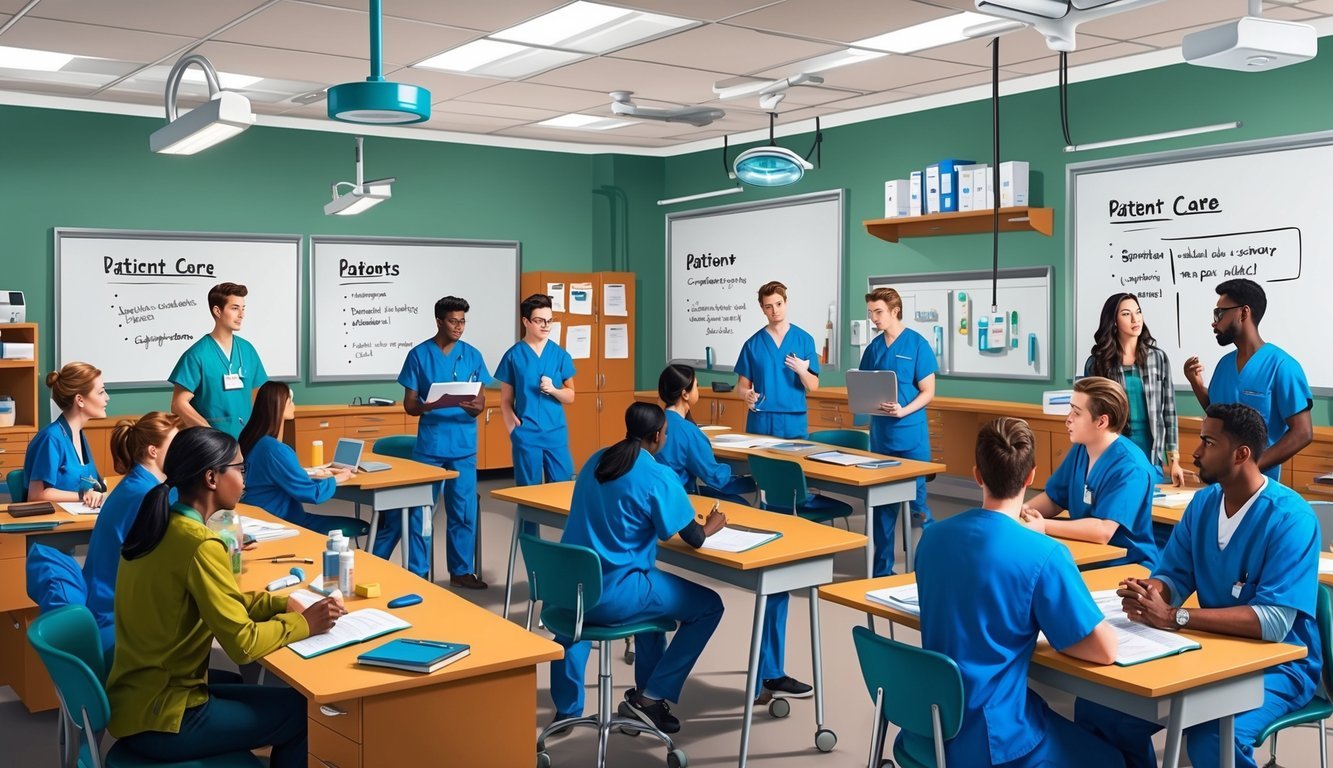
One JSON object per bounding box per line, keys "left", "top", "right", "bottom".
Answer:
{"left": 170, "top": 282, "right": 268, "bottom": 438}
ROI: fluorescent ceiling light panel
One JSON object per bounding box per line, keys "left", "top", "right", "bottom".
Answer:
{"left": 182, "top": 69, "right": 262, "bottom": 89}
{"left": 415, "top": 39, "right": 585, "bottom": 79}
{"left": 0, "top": 45, "right": 76, "bottom": 72}
{"left": 788, "top": 47, "right": 888, "bottom": 75}
{"left": 853, "top": 12, "right": 1015, "bottom": 53}
{"left": 492, "top": 1, "right": 696, "bottom": 54}
{"left": 537, "top": 113, "right": 631, "bottom": 130}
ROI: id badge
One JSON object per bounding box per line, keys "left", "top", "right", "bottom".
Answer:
{"left": 1232, "top": 581, "right": 1244, "bottom": 599}
{"left": 222, "top": 373, "right": 244, "bottom": 391}
{"left": 1082, "top": 486, "right": 1093, "bottom": 505}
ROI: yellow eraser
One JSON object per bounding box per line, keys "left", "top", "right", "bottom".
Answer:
{"left": 355, "top": 582, "right": 381, "bottom": 598}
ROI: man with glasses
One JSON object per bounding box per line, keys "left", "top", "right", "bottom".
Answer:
{"left": 496, "top": 293, "right": 576, "bottom": 535}
{"left": 396, "top": 296, "right": 491, "bottom": 585}
{"left": 1183, "top": 278, "right": 1312, "bottom": 481}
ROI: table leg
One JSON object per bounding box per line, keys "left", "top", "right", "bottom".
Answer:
{"left": 1161, "top": 695, "right": 1186, "bottom": 768}
{"left": 863, "top": 497, "right": 875, "bottom": 579}
{"left": 400, "top": 508, "right": 411, "bottom": 571}
{"left": 808, "top": 587, "right": 826, "bottom": 731}
{"left": 900, "top": 501, "right": 913, "bottom": 572}
{"left": 366, "top": 507, "right": 380, "bottom": 556}
{"left": 1219, "top": 714, "right": 1235, "bottom": 768}
{"left": 739, "top": 592, "right": 769, "bottom": 768}
{"left": 503, "top": 506, "right": 522, "bottom": 622}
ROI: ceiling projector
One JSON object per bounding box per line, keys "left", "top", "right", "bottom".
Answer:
{"left": 1183, "top": 16, "right": 1316, "bottom": 71}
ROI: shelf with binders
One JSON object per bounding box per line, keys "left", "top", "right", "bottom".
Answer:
{"left": 863, "top": 207, "right": 1054, "bottom": 243}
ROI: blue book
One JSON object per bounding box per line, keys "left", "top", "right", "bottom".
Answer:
{"left": 357, "top": 638, "right": 471, "bottom": 673}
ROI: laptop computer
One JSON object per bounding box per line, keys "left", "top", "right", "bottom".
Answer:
{"left": 846, "top": 369, "right": 898, "bottom": 416}
{"left": 329, "top": 437, "right": 392, "bottom": 474}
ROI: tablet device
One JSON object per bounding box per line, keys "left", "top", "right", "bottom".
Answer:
{"left": 846, "top": 369, "right": 898, "bottom": 416}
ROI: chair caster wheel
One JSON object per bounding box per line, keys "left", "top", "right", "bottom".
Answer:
{"left": 768, "top": 696, "right": 791, "bottom": 718}
{"left": 536, "top": 751, "right": 551, "bottom": 768}
{"left": 625, "top": 650, "right": 635, "bottom": 663}
{"left": 667, "top": 748, "right": 688, "bottom": 768}
{"left": 815, "top": 728, "right": 837, "bottom": 752}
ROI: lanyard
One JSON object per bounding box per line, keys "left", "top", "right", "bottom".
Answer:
{"left": 212, "top": 337, "right": 242, "bottom": 376}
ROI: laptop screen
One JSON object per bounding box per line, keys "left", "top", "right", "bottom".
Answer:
{"left": 332, "top": 438, "right": 363, "bottom": 468}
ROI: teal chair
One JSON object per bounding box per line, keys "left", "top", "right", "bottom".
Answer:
{"left": 810, "top": 429, "right": 870, "bottom": 452}
{"left": 520, "top": 534, "right": 686, "bottom": 768}
{"left": 1252, "top": 582, "right": 1333, "bottom": 768}
{"left": 27, "top": 604, "right": 261, "bottom": 768}
{"left": 7, "top": 468, "right": 26, "bottom": 502}
{"left": 748, "top": 454, "right": 853, "bottom": 528}
{"left": 852, "top": 624, "right": 964, "bottom": 768}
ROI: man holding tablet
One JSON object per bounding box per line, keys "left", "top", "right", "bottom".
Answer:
{"left": 170, "top": 282, "right": 267, "bottom": 438}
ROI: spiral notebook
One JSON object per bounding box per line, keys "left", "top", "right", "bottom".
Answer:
{"left": 357, "top": 638, "right": 471, "bottom": 674}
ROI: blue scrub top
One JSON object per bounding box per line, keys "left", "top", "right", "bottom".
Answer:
{"left": 1207, "top": 343, "right": 1311, "bottom": 481}
{"left": 859, "top": 328, "right": 938, "bottom": 452}
{"left": 734, "top": 325, "right": 819, "bottom": 414}
{"left": 1158, "top": 480, "right": 1321, "bottom": 700}
{"left": 83, "top": 465, "right": 167, "bottom": 632}
{"left": 655, "top": 409, "right": 735, "bottom": 491}
{"left": 24, "top": 415, "right": 101, "bottom": 494}
{"left": 917, "top": 508, "right": 1104, "bottom": 766}
{"left": 241, "top": 436, "right": 337, "bottom": 527}
{"left": 494, "top": 340, "right": 575, "bottom": 442}
{"left": 562, "top": 448, "right": 694, "bottom": 604}
{"left": 169, "top": 334, "right": 268, "bottom": 438}
{"left": 397, "top": 339, "right": 492, "bottom": 460}
{"left": 1045, "top": 435, "right": 1159, "bottom": 568}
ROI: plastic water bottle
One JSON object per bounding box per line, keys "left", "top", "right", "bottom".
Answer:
{"left": 323, "top": 531, "right": 344, "bottom": 592}
{"left": 338, "top": 542, "right": 354, "bottom": 595}
{"left": 207, "top": 509, "right": 243, "bottom": 576}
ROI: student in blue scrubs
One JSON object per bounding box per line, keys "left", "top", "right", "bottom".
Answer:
{"left": 497, "top": 294, "right": 575, "bottom": 535}
{"left": 1076, "top": 403, "right": 1321, "bottom": 768}
{"left": 916, "top": 417, "right": 1125, "bottom": 768}
{"left": 735, "top": 281, "right": 820, "bottom": 439}
{"left": 82, "top": 411, "right": 181, "bottom": 647}
{"left": 171, "top": 282, "right": 268, "bottom": 438}
{"left": 549, "top": 403, "right": 726, "bottom": 735}
{"left": 1019, "top": 376, "right": 1159, "bottom": 569}
{"left": 1183, "top": 278, "right": 1312, "bottom": 481}
{"left": 237, "top": 382, "right": 362, "bottom": 537}
{"left": 398, "top": 295, "right": 491, "bottom": 588}
{"left": 859, "top": 287, "right": 937, "bottom": 576}
{"left": 25, "top": 362, "right": 108, "bottom": 507}
{"left": 655, "top": 363, "right": 755, "bottom": 504}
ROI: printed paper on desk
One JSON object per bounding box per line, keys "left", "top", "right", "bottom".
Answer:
{"left": 565, "top": 325, "right": 592, "bottom": 359}
{"left": 287, "top": 608, "right": 410, "bottom": 659}
{"left": 1090, "top": 590, "right": 1201, "bottom": 666}
{"left": 604, "top": 324, "right": 629, "bottom": 359}
{"left": 569, "top": 282, "right": 593, "bottom": 315}
{"left": 711, "top": 435, "right": 782, "bottom": 449}
{"left": 57, "top": 501, "right": 100, "bottom": 515}
{"left": 1319, "top": 559, "right": 1333, "bottom": 576}
{"left": 547, "top": 283, "right": 566, "bottom": 313}
{"left": 700, "top": 525, "right": 781, "bottom": 553}
{"left": 604, "top": 284, "right": 627, "bottom": 316}
{"left": 238, "top": 516, "right": 299, "bottom": 542}
{"left": 865, "top": 584, "right": 921, "bottom": 616}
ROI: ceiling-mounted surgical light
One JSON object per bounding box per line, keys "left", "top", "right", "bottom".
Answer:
{"left": 729, "top": 114, "right": 821, "bottom": 188}
{"left": 325, "top": 136, "right": 395, "bottom": 216}
{"left": 149, "top": 53, "right": 255, "bottom": 155}
{"left": 328, "top": 0, "right": 430, "bottom": 124}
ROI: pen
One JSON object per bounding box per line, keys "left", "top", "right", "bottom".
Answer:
{"left": 403, "top": 639, "right": 452, "bottom": 648}
{"left": 247, "top": 552, "right": 295, "bottom": 561}
{"left": 271, "top": 558, "right": 315, "bottom": 564}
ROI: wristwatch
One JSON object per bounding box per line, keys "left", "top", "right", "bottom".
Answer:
{"left": 1174, "top": 608, "right": 1190, "bottom": 629}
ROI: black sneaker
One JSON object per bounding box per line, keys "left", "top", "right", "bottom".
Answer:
{"left": 762, "top": 676, "right": 813, "bottom": 698}
{"left": 621, "top": 688, "right": 681, "bottom": 734}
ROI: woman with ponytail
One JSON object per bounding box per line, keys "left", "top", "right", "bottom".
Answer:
{"left": 108, "top": 427, "right": 344, "bottom": 767}
{"left": 655, "top": 363, "right": 756, "bottom": 504}
{"left": 24, "top": 362, "right": 109, "bottom": 506}
{"left": 82, "top": 411, "right": 181, "bottom": 645}
{"left": 550, "top": 403, "right": 726, "bottom": 736}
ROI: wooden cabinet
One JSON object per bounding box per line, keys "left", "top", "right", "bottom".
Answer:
{"left": 481, "top": 405, "right": 512, "bottom": 471}
{"left": 0, "top": 324, "right": 38, "bottom": 489}
{"left": 565, "top": 395, "right": 600, "bottom": 470}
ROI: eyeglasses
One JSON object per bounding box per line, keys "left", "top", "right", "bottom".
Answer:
{"left": 220, "top": 461, "right": 246, "bottom": 476}
{"left": 1212, "top": 304, "right": 1244, "bottom": 323}
{"left": 442, "top": 318, "right": 467, "bottom": 327}
{"left": 526, "top": 317, "right": 553, "bottom": 328}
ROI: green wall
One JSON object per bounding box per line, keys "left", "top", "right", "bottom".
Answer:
{"left": 642, "top": 38, "right": 1333, "bottom": 425}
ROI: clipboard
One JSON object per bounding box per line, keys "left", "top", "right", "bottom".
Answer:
{"left": 846, "top": 369, "right": 898, "bottom": 416}
{"left": 425, "top": 381, "right": 482, "bottom": 407}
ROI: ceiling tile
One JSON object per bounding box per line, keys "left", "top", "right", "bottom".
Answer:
{"left": 0, "top": 0, "right": 30, "bottom": 11}
{"left": 1265, "top": 6, "right": 1320, "bottom": 19}
{"left": 457, "top": 80, "right": 609, "bottom": 112}
{"left": 895, "top": 67, "right": 1021, "bottom": 96}
{"left": 384, "top": 66, "right": 497, "bottom": 101}
{"left": 528, "top": 57, "right": 735, "bottom": 105}
{"left": 757, "top": 53, "right": 983, "bottom": 91}
{"left": 188, "top": 40, "right": 373, "bottom": 85}
{"left": 27, "top": 0, "right": 267, "bottom": 38}
{"left": 491, "top": 123, "right": 639, "bottom": 144}
{"left": 602, "top": 1, "right": 785, "bottom": 23}
{"left": 801, "top": 89, "right": 917, "bottom": 112}
{"left": 214, "top": 2, "right": 478, "bottom": 67}
{"left": 295, "top": 0, "right": 568, "bottom": 31}
{"left": 434, "top": 98, "right": 560, "bottom": 121}
{"left": 723, "top": 0, "right": 953, "bottom": 45}
{"left": 1077, "top": 0, "right": 1245, "bottom": 41}
{"left": 1133, "top": 21, "right": 1225, "bottom": 49}
{"left": 914, "top": 29, "right": 1121, "bottom": 68}
{"left": 0, "top": 77, "right": 102, "bottom": 97}
{"left": 0, "top": 17, "right": 194, "bottom": 62}
{"left": 1004, "top": 41, "right": 1156, "bottom": 75}
{"left": 608, "top": 24, "right": 839, "bottom": 75}
{"left": 423, "top": 111, "right": 530, "bottom": 132}
{"left": 1298, "top": 0, "right": 1333, "bottom": 13}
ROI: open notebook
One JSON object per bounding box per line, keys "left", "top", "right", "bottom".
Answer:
{"left": 1090, "top": 590, "right": 1201, "bottom": 666}
{"left": 699, "top": 525, "right": 781, "bottom": 553}
{"left": 865, "top": 584, "right": 921, "bottom": 616}
{"left": 285, "top": 589, "right": 411, "bottom": 659}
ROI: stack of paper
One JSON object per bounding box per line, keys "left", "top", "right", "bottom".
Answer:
{"left": 1090, "top": 590, "right": 1201, "bottom": 666}
{"left": 806, "top": 450, "right": 877, "bottom": 467}
{"left": 700, "top": 525, "right": 782, "bottom": 553}
{"left": 711, "top": 435, "right": 781, "bottom": 449}
{"left": 865, "top": 584, "right": 921, "bottom": 616}
{"left": 238, "top": 516, "right": 299, "bottom": 542}
{"left": 1318, "top": 558, "right": 1333, "bottom": 576}
{"left": 57, "top": 501, "right": 100, "bottom": 515}
{"left": 1153, "top": 488, "right": 1198, "bottom": 508}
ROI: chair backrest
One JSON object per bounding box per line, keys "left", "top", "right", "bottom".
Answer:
{"left": 852, "top": 625, "right": 964, "bottom": 743}
{"left": 27, "top": 605, "right": 112, "bottom": 742}
{"left": 1310, "top": 502, "right": 1333, "bottom": 552}
{"left": 7, "top": 468, "right": 25, "bottom": 502}
{"left": 809, "top": 429, "right": 870, "bottom": 452}
{"left": 1316, "top": 583, "right": 1333, "bottom": 698}
{"left": 519, "top": 534, "right": 603, "bottom": 629}
{"left": 747, "top": 454, "right": 808, "bottom": 512}
{"left": 371, "top": 434, "right": 418, "bottom": 461}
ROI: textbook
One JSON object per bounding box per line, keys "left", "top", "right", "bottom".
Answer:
{"left": 1090, "top": 590, "right": 1201, "bottom": 666}
{"left": 865, "top": 584, "right": 921, "bottom": 617}
{"left": 807, "top": 450, "right": 881, "bottom": 467}
{"left": 357, "top": 638, "right": 470, "bottom": 673}
{"left": 238, "top": 516, "right": 300, "bottom": 543}
{"left": 700, "top": 525, "right": 782, "bottom": 553}
{"left": 287, "top": 607, "right": 411, "bottom": 659}
{"left": 0, "top": 520, "right": 66, "bottom": 533}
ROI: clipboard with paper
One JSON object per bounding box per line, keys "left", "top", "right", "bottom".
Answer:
{"left": 846, "top": 369, "right": 898, "bottom": 416}
{"left": 425, "top": 381, "right": 482, "bottom": 407}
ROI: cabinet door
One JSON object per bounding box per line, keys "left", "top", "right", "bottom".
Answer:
{"left": 565, "top": 396, "right": 600, "bottom": 472}
{"left": 481, "top": 407, "right": 512, "bottom": 470}
{"left": 1031, "top": 427, "right": 1053, "bottom": 490}
{"left": 714, "top": 397, "right": 748, "bottom": 431}
{"left": 290, "top": 417, "right": 346, "bottom": 465}
{"left": 594, "top": 272, "right": 635, "bottom": 392}
{"left": 597, "top": 391, "right": 638, "bottom": 448}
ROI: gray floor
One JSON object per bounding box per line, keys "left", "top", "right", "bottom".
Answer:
{"left": 2, "top": 474, "right": 1321, "bottom": 766}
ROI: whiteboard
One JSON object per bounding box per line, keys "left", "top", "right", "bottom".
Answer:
{"left": 310, "top": 237, "right": 520, "bottom": 381}
{"left": 55, "top": 229, "right": 301, "bottom": 387}
{"left": 667, "top": 190, "right": 843, "bottom": 370}
{"left": 1070, "top": 132, "right": 1333, "bottom": 393}
{"left": 868, "top": 268, "right": 1052, "bottom": 380}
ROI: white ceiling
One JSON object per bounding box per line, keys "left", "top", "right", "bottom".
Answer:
{"left": 0, "top": 0, "right": 1328, "bottom": 152}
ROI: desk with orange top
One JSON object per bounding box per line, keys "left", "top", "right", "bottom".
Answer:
{"left": 330, "top": 452, "right": 455, "bottom": 573}
{"left": 821, "top": 565, "right": 1305, "bottom": 768}
{"left": 491, "top": 482, "right": 866, "bottom": 768}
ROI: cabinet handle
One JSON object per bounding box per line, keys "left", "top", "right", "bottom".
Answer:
{"left": 718, "top": 403, "right": 726, "bottom": 418}
{"left": 356, "top": 428, "right": 381, "bottom": 434}
{"left": 319, "top": 421, "right": 331, "bottom": 428}
{"left": 316, "top": 761, "right": 340, "bottom": 768}
{"left": 361, "top": 416, "right": 384, "bottom": 423}
{"left": 596, "top": 396, "right": 603, "bottom": 412}
{"left": 0, "top": 448, "right": 6, "bottom": 454}
{"left": 485, "top": 409, "right": 492, "bottom": 424}
{"left": 318, "top": 705, "right": 347, "bottom": 717}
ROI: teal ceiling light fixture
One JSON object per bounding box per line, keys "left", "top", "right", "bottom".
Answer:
{"left": 328, "top": 0, "right": 430, "bottom": 124}
{"left": 730, "top": 114, "right": 822, "bottom": 188}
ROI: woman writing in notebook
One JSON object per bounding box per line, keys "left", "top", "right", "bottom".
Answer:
{"left": 655, "top": 363, "right": 755, "bottom": 504}
{"left": 24, "top": 362, "right": 109, "bottom": 507}
{"left": 107, "top": 427, "right": 344, "bottom": 767}
{"left": 238, "top": 381, "right": 365, "bottom": 536}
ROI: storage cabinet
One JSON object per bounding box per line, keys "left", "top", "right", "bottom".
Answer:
{"left": 0, "top": 323, "right": 38, "bottom": 489}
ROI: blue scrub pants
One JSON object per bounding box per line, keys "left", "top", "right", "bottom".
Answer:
{"left": 551, "top": 570, "right": 724, "bottom": 718}
{"left": 1074, "top": 673, "right": 1309, "bottom": 768}
{"left": 745, "top": 411, "right": 807, "bottom": 440}
{"left": 404, "top": 452, "right": 478, "bottom": 577}
{"left": 116, "top": 684, "right": 307, "bottom": 768}
{"left": 758, "top": 592, "right": 791, "bottom": 682}
{"left": 871, "top": 422, "right": 932, "bottom": 577}
{"left": 512, "top": 428, "right": 574, "bottom": 537}
{"left": 372, "top": 507, "right": 431, "bottom": 578}
{"left": 696, "top": 475, "right": 756, "bottom": 506}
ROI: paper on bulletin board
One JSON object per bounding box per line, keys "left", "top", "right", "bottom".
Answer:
{"left": 604, "top": 284, "right": 627, "bottom": 316}
{"left": 604, "top": 324, "right": 629, "bottom": 359}
{"left": 569, "top": 282, "right": 593, "bottom": 315}
{"left": 566, "top": 325, "right": 592, "bottom": 359}
{"left": 547, "top": 283, "right": 565, "bottom": 313}
{"left": 549, "top": 322, "right": 562, "bottom": 347}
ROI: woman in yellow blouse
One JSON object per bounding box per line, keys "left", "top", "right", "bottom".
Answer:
{"left": 106, "top": 427, "right": 344, "bottom": 767}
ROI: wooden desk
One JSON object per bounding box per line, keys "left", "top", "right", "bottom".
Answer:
{"left": 491, "top": 482, "right": 866, "bottom": 768}
{"left": 709, "top": 433, "right": 945, "bottom": 575}
{"left": 333, "top": 452, "right": 456, "bottom": 574}
{"left": 237, "top": 506, "right": 563, "bottom": 767}
{"left": 820, "top": 565, "right": 1305, "bottom": 768}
